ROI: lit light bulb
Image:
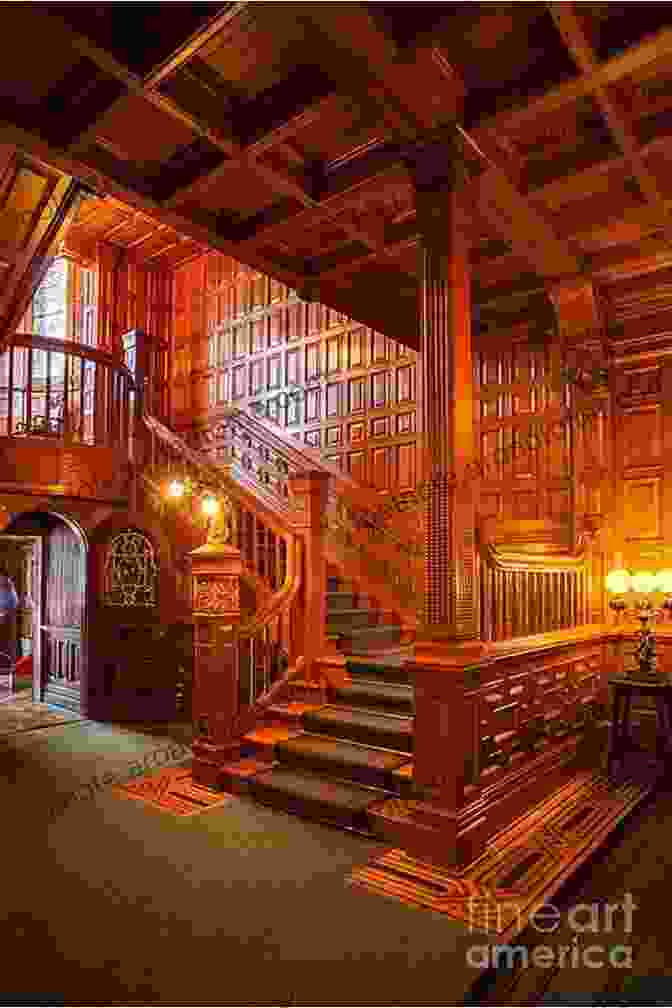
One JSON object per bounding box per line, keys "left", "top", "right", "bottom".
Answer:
{"left": 168, "top": 479, "right": 185, "bottom": 498}
{"left": 201, "top": 495, "right": 220, "bottom": 517}
{"left": 605, "top": 569, "right": 631, "bottom": 594}
{"left": 631, "top": 570, "right": 656, "bottom": 594}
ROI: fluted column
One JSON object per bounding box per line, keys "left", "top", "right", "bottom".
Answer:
{"left": 411, "top": 144, "right": 484, "bottom": 653}
{"left": 400, "top": 141, "right": 488, "bottom": 866}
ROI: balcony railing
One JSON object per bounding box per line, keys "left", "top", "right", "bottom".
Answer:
{"left": 0, "top": 333, "right": 135, "bottom": 450}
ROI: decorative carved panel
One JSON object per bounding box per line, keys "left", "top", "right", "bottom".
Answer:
{"left": 193, "top": 574, "right": 240, "bottom": 614}
{"left": 104, "top": 530, "right": 158, "bottom": 607}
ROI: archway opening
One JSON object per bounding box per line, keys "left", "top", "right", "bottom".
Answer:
{"left": 0, "top": 511, "right": 86, "bottom": 712}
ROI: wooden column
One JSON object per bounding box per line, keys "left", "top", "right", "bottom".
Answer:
{"left": 410, "top": 149, "right": 484, "bottom": 647}
{"left": 404, "top": 141, "right": 488, "bottom": 865}
{"left": 288, "top": 471, "right": 346, "bottom": 685}
{"left": 189, "top": 541, "right": 243, "bottom": 787}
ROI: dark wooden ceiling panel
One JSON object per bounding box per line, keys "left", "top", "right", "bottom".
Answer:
{"left": 198, "top": 5, "right": 313, "bottom": 99}
{"left": 175, "top": 159, "right": 281, "bottom": 218}
{"left": 91, "top": 95, "right": 197, "bottom": 166}
{"left": 53, "top": 3, "right": 231, "bottom": 76}
{"left": 591, "top": 3, "right": 672, "bottom": 61}
{"left": 3, "top": 3, "right": 672, "bottom": 347}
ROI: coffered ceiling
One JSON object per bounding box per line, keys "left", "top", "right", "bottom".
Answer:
{"left": 2, "top": 3, "right": 672, "bottom": 346}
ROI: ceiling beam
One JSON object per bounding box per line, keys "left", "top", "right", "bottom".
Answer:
{"left": 51, "top": 11, "right": 320, "bottom": 202}
{"left": 37, "top": 8, "right": 393, "bottom": 264}
{"left": 0, "top": 115, "right": 306, "bottom": 290}
{"left": 303, "top": 5, "right": 581, "bottom": 284}
{"left": 143, "top": 4, "right": 251, "bottom": 88}
{"left": 473, "top": 23, "right": 672, "bottom": 144}
{"left": 548, "top": 3, "right": 671, "bottom": 234}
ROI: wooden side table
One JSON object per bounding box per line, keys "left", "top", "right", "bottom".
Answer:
{"left": 607, "top": 677, "right": 672, "bottom": 777}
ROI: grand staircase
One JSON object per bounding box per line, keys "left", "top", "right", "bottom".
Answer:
{"left": 220, "top": 576, "right": 416, "bottom": 835}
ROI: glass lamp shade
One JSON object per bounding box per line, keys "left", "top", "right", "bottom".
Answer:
{"left": 631, "top": 570, "right": 656, "bottom": 594}
{"left": 656, "top": 569, "right": 672, "bottom": 593}
{"left": 605, "top": 569, "right": 631, "bottom": 594}
{"left": 201, "top": 495, "right": 220, "bottom": 517}
{"left": 167, "top": 479, "right": 185, "bottom": 498}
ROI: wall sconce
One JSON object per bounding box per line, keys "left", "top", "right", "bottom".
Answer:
{"left": 167, "top": 479, "right": 185, "bottom": 498}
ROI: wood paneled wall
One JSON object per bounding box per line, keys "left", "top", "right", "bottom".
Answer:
{"left": 96, "top": 243, "right": 172, "bottom": 355}
{"left": 475, "top": 322, "right": 571, "bottom": 524}
{"left": 170, "top": 252, "right": 672, "bottom": 634}
{"left": 171, "top": 253, "right": 421, "bottom": 494}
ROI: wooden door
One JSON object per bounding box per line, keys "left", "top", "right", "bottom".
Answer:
{"left": 41, "top": 522, "right": 85, "bottom": 711}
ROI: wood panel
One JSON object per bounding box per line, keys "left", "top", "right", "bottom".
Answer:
{"left": 172, "top": 252, "right": 421, "bottom": 494}
{"left": 475, "top": 327, "right": 570, "bottom": 525}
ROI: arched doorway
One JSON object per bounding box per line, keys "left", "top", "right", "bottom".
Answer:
{"left": 2, "top": 511, "right": 86, "bottom": 712}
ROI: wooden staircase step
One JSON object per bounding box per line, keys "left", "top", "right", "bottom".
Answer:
{"left": 263, "top": 701, "right": 326, "bottom": 726}
{"left": 219, "top": 756, "right": 276, "bottom": 796}
{"left": 327, "top": 609, "right": 375, "bottom": 630}
{"left": 347, "top": 658, "right": 412, "bottom": 685}
{"left": 302, "top": 704, "right": 413, "bottom": 752}
{"left": 345, "top": 626, "right": 403, "bottom": 651}
{"left": 332, "top": 679, "right": 414, "bottom": 715}
{"left": 242, "top": 724, "right": 303, "bottom": 758}
{"left": 326, "top": 591, "right": 357, "bottom": 609}
{"left": 275, "top": 733, "right": 411, "bottom": 791}
{"left": 246, "top": 765, "right": 387, "bottom": 833}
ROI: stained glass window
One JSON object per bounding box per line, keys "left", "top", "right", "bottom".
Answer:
{"left": 104, "top": 530, "right": 158, "bottom": 607}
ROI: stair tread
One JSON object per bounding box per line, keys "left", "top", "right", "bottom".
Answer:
{"left": 307, "top": 704, "right": 412, "bottom": 727}
{"left": 349, "top": 625, "right": 402, "bottom": 635}
{"left": 277, "top": 733, "right": 411, "bottom": 770}
{"left": 334, "top": 681, "right": 413, "bottom": 702}
{"left": 347, "top": 658, "right": 412, "bottom": 685}
{"left": 302, "top": 705, "right": 413, "bottom": 752}
{"left": 249, "top": 765, "right": 386, "bottom": 811}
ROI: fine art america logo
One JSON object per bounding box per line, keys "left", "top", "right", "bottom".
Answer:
{"left": 466, "top": 893, "right": 636, "bottom": 971}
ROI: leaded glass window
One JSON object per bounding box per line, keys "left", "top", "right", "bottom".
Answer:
{"left": 104, "top": 530, "right": 158, "bottom": 607}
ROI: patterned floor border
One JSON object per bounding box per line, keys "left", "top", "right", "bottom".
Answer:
{"left": 348, "top": 771, "right": 651, "bottom": 938}
{"left": 115, "top": 766, "right": 234, "bottom": 817}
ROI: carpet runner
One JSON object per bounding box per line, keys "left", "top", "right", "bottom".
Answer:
{"left": 348, "top": 771, "right": 651, "bottom": 939}
{"left": 247, "top": 765, "right": 382, "bottom": 832}
{"left": 116, "top": 766, "right": 233, "bottom": 817}
{"left": 331, "top": 679, "right": 414, "bottom": 714}
{"left": 274, "top": 733, "right": 411, "bottom": 790}
{"left": 227, "top": 649, "right": 416, "bottom": 832}
{"left": 301, "top": 704, "right": 413, "bottom": 752}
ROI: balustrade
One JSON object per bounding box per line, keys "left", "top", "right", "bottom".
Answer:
{"left": 191, "top": 408, "right": 424, "bottom": 629}
{"left": 1, "top": 334, "right": 134, "bottom": 449}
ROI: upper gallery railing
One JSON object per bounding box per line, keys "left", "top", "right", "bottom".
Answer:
{"left": 1, "top": 332, "right": 134, "bottom": 449}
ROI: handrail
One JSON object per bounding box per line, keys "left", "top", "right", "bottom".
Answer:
{"left": 232, "top": 537, "right": 305, "bottom": 734}
{"left": 141, "top": 413, "right": 307, "bottom": 738}
{"left": 12, "top": 331, "right": 134, "bottom": 379}
{"left": 192, "top": 407, "right": 424, "bottom": 625}
{"left": 0, "top": 334, "right": 135, "bottom": 465}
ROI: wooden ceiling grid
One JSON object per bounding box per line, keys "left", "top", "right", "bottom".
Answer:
{"left": 2, "top": 4, "right": 672, "bottom": 344}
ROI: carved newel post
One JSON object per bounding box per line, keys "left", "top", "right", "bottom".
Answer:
{"left": 189, "top": 498, "right": 243, "bottom": 787}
